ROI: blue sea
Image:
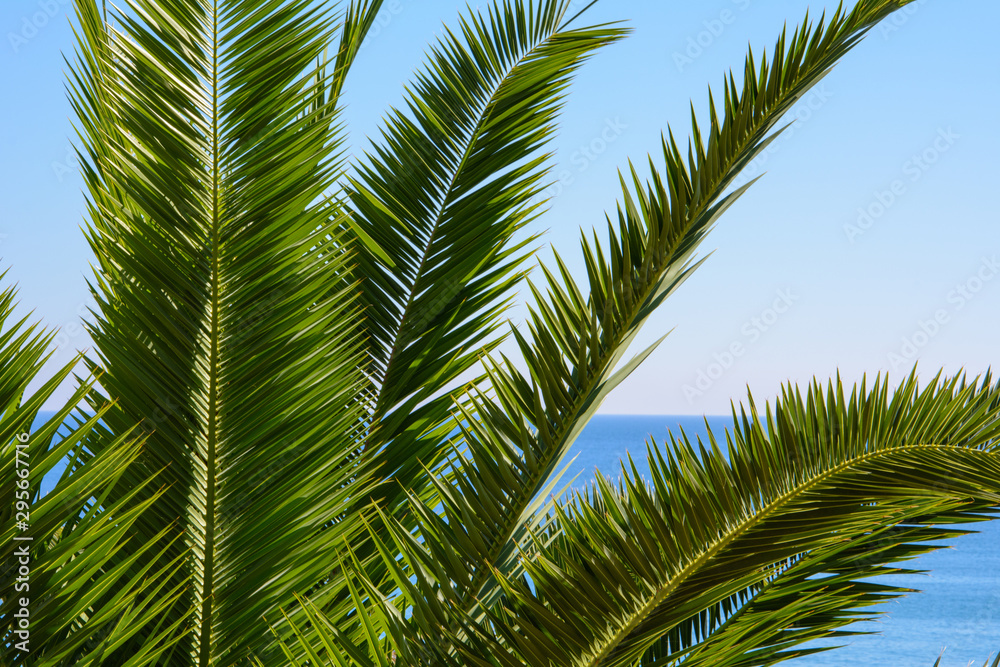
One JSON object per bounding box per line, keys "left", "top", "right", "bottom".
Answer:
{"left": 570, "top": 416, "right": 1000, "bottom": 667}
{"left": 30, "top": 413, "right": 1000, "bottom": 665}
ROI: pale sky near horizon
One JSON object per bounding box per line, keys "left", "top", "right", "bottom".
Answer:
{"left": 1, "top": 0, "right": 998, "bottom": 414}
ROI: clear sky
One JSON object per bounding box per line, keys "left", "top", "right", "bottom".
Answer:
{"left": 1, "top": 0, "right": 998, "bottom": 414}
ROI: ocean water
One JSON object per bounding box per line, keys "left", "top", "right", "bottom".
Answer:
{"left": 28, "top": 412, "right": 1000, "bottom": 664}
{"left": 569, "top": 415, "right": 1000, "bottom": 667}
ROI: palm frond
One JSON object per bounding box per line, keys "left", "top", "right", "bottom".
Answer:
{"left": 346, "top": 0, "right": 627, "bottom": 501}
{"left": 367, "top": 372, "right": 1000, "bottom": 666}
{"left": 493, "top": 373, "right": 1000, "bottom": 666}
{"left": 67, "top": 0, "right": 377, "bottom": 663}
{"left": 419, "top": 0, "right": 922, "bottom": 623}
{"left": 655, "top": 499, "right": 995, "bottom": 666}
{"left": 0, "top": 281, "right": 186, "bottom": 666}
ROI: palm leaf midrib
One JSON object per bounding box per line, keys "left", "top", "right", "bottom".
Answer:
{"left": 670, "top": 509, "right": 975, "bottom": 667}
{"left": 584, "top": 442, "right": 985, "bottom": 666}
{"left": 371, "top": 6, "right": 575, "bottom": 422}
{"left": 195, "top": 1, "right": 223, "bottom": 664}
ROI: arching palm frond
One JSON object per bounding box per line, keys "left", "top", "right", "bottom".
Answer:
{"left": 345, "top": 0, "right": 627, "bottom": 506}
{"left": 397, "top": 0, "right": 921, "bottom": 627}
{"left": 348, "top": 373, "right": 1000, "bottom": 666}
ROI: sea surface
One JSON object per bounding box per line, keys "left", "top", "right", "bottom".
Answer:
{"left": 29, "top": 412, "right": 1000, "bottom": 665}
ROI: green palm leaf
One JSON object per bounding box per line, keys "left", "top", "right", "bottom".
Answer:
{"left": 66, "top": 0, "right": 380, "bottom": 663}
{"left": 652, "top": 512, "right": 983, "bottom": 666}
{"left": 358, "top": 373, "right": 1000, "bottom": 666}
{"left": 407, "top": 0, "right": 922, "bottom": 624}
{"left": 345, "top": 0, "right": 627, "bottom": 501}
{"left": 0, "top": 281, "right": 187, "bottom": 666}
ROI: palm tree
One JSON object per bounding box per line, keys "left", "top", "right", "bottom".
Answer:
{"left": 2, "top": 0, "right": 999, "bottom": 665}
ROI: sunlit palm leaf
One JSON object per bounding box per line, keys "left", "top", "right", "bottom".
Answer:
{"left": 67, "top": 0, "right": 378, "bottom": 663}
{"left": 346, "top": 0, "right": 627, "bottom": 502}
{"left": 415, "top": 0, "right": 923, "bottom": 625}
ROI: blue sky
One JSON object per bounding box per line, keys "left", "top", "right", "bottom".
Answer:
{"left": 1, "top": 0, "right": 998, "bottom": 414}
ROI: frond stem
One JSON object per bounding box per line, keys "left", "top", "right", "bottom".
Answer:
{"left": 197, "top": 3, "right": 221, "bottom": 664}
{"left": 584, "top": 442, "right": 959, "bottom": 666}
